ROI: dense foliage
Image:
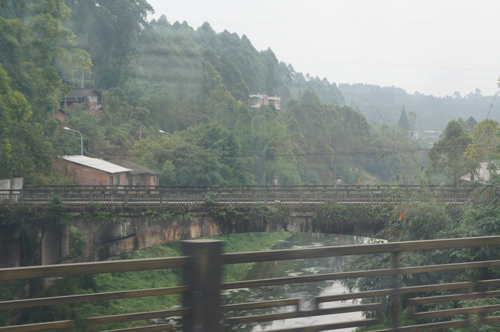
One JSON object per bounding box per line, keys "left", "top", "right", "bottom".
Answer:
{"left": 428, "top": 119, "right": 476, "bottom": 184}
{"left": 344, "top": 183, "right": 500, "bottom": 331}
{"left": 0, "top": 0, "right": 425, "bottom": 185}
{"left": 0, "top": 1, "right": 77, "bottom": 183}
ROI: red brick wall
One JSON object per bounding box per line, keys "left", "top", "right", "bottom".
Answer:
{"left": 68, "top": 102, "right": 100, "bottom": 113}
{"left": 54, "top": 110, "right": 66, "bottom": 119}
{"left": 60, "top": 160, "right": 127, "bottom": 186}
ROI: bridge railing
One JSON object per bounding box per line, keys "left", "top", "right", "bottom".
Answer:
{"left": 0, "top": 185, "right": 483, "bottom": 205}
{"left": 2, "top": 236, "right": 500, "bottom": 331}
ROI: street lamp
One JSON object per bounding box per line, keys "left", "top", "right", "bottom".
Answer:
{"left": 159, "top": 130, "right": 172, "bottom": 137}
{"left": 64, "top": 127, "right": 83, "bottom": 155}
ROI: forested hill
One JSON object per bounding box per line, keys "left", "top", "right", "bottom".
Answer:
{"left": 0, "top": 1, "right": 417, "bottom": 186}
{"left": 64, "top": 5, "right": 344, "bottom": 107}
{"left": 340, "top": 83, "right": 500, "bottom": 130}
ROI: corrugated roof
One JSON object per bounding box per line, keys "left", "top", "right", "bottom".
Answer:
{"left": 62, "top": 156, "right": 130, "bottom": 174}
{"left": 109, "top": 160, "right": 159, "bottom": 175}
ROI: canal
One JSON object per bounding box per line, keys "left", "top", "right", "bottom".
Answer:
{"left": 222, "top": 233, "right": 379, "bottom": 332}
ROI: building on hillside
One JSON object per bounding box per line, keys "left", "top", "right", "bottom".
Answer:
{"left": 60, "top": 155, "right": 130, "bottom": 186}
{"left": 461, "top": 162, "right": 500, "bottom": 183}
{"left": 109, "top": 160, "right": 159, "bottom": 186}
{"left": 58, "top": 89, "right": 105, "bottom": 119}
{"left": 409, "top": 131, "right": 419, "bottom": 140}
{"left": 249, "top": 93, "right": 281, "bottom": 110}
{"left": 59, "top": 156, "right": 159, "bottom": 187}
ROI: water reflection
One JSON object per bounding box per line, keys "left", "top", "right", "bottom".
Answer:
{"left": 222, "top": 233, "right": 372, "bottom": 332}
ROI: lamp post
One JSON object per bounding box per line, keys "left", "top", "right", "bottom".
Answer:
{"left": 64, "top": 127, "right": 83, "bottom": 155}
{"left": 159, "top": 130, "right": 172, "bottom": 137}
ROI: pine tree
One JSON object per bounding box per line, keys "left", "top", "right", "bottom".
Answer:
{"left": 398, "top": 106, "right": 410, "bottom": 131}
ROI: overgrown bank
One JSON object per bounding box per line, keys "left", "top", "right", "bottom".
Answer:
{"left": 345, "top": 187, "right": 500, "bottom": 331}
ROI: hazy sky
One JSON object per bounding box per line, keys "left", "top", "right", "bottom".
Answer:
{"left": 147, "top": 0, "right": 500, "bottom": 97}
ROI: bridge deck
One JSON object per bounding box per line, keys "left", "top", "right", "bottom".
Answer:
{"left": 0, "top": 185, "right": 481, "bottom": 205}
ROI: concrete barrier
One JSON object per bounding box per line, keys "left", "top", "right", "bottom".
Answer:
{"left": 0, "top": 177, "right": 23, "bottom": 202}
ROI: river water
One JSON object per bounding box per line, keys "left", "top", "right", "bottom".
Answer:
{"left": 222, "top": 233, "right": 376, "bottom": 332}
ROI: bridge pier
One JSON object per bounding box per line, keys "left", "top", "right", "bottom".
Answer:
{"left": 0, "top": 226, "right": 21, "bottom": 268}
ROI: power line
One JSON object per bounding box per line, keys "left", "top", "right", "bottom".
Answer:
{"left": 486, "top": 90, "right": 500, "bottom": 120}
{"left": 7, "top": 143, "right": 488, "bottom": 159}
{"left": 343, "top": 92, "right": 385, "bottom": 123}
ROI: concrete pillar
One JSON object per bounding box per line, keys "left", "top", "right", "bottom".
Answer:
{"left": 41, "top": 224, "right": 70, "bottom": 265}
{"left": 0, "top": 227, "right": 21, "bottom": 268}
{"left": 0, "top": 178, "right": 11, "bottom": 202}
{"left": 11, "top": 177, "right": 23, "bottom": 202}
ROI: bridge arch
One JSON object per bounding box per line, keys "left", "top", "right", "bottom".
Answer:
{"left": 0, "top": 203, "right": 388, "bottom": 269}
{"left": 68, "top": 205, "right": 386, "bottom": 263}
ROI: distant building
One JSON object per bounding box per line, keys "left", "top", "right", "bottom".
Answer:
{"left": 109, "top": 160, "right": 159, "bottom": 186}
{"left": 461, "top": 162, "right": 499, "bottom": 182}
{"left": 409, "top": 131, "right": 419, "bottom": 140}
{"left": 59, "top": 156, "right": 159, "bottom": 187}
{"left": 249, "top": 93, "right": 281, "bottom": 110}
{"left": 58, "top": 89, "right": 105, "bottom": 119}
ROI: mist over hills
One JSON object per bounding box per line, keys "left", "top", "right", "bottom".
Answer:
{"left": 338, "top": 83, "right": 500, "bottom": 131}
{"left": 3, "top": 0, "right": 498, "bottom": 186}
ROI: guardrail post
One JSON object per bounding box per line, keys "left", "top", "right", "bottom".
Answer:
{"left": 392, "top": 251, "right": 400, "bottom": 329}
{"left": 182, "top": 240, "right": 222, "bottom": 332}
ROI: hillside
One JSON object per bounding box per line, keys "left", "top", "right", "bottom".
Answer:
{"left": 340, "top": 83, "right": 500, "bottom": 131}
{"left": 0, "top": 1, "right": 420, "bottom": 186}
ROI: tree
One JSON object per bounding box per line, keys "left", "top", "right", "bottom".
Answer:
{"left": 464, "top": 119, "right": 500, "bottom": 163}
{"left": 64, "top": 0, "right": 154, "bottom": 86}
{"left": 131, "top": 123, "right": 254, "bottom": 186}
{"left": 465, "top": 116, "right": 477, "bottom": 133}
{"left": 408, "top": 111, "right": 417, "bottom": 139}
{"left": 0, "top": 64, "right": 32, "bottom": 174}
{"left": 0, "top": 1, "right": 75, "bottom": 183}
{"left": 429, "top": 120, "right": 475, "bottom": 184}
{"left": 397, "top": 105, "right": 410, "bottom": 131}
{"left": 58, "top": 48, "right": 93, "bottom": 87}
{"left": 457, "top": 117, "right": 468, "bottom": 131}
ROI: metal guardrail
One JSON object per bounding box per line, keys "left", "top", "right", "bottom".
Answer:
{"left": 2, "top": 236, "right": 500, "bottom": 331}
{"left": 0, "top": 185, "right": 483, "bottom": 205}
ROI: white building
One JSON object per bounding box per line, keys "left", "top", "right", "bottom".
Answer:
{"left": 249, "top": 94, "right": 281, "bottom": 110}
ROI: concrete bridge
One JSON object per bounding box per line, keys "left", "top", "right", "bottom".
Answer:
{"left": 0, "top": 184, "right": 482, "bottom": 300}
{"left": 0, "top": 203, "right": 385, "bottom": 271}
{"left": 1, "top": 185, "right": 497, "bottom": 332}
{"left": 0, "top": 184, "right": 484, "bottom": 272}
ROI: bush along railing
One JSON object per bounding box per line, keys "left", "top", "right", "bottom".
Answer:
{"left": 0, "top": 185, "right": 484, "bottom": 205}
{"left": 3, "top": 236, "right": 500, "bottom": 331}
